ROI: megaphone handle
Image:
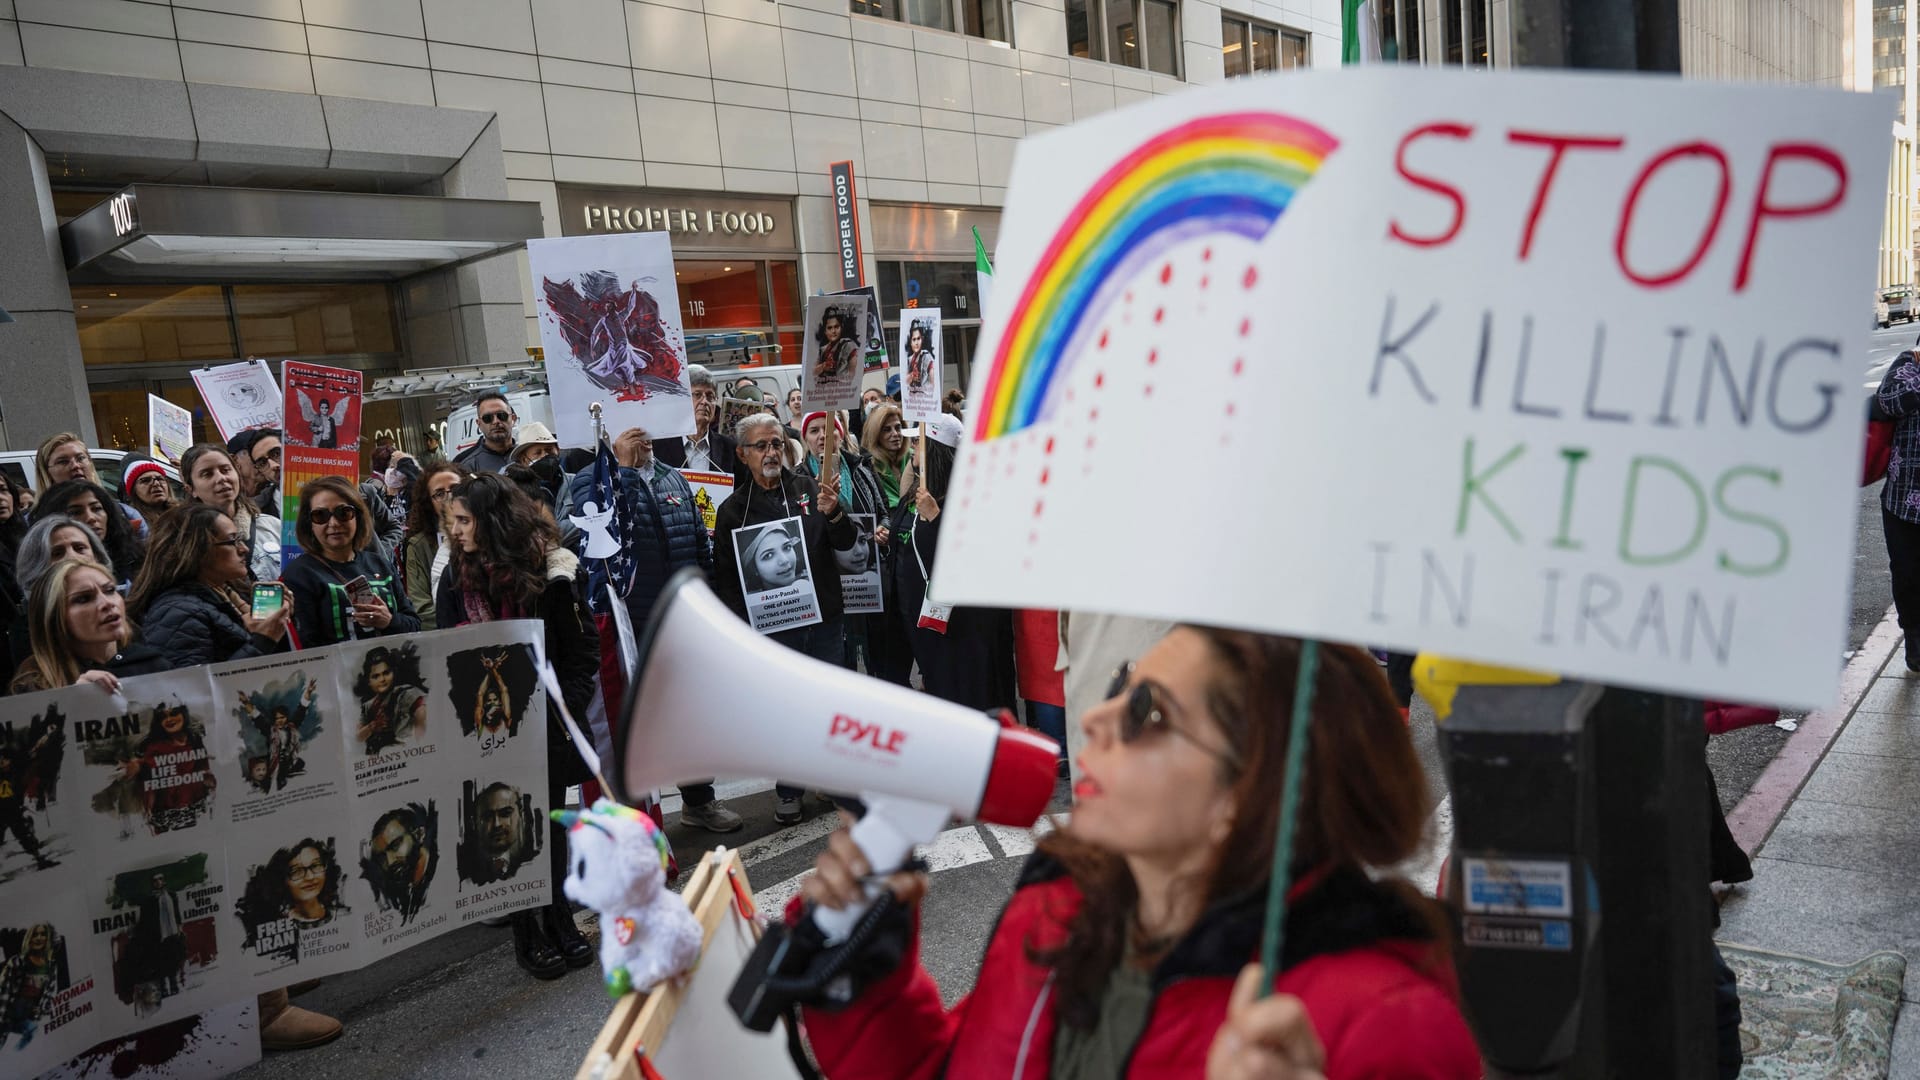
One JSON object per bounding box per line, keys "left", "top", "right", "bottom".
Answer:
{"left": 811, "top": 796, "right": 951, "bottom": 945}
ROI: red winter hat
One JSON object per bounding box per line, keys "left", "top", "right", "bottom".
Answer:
{"left": 800, "top": 411, "right": 848, "bottom": 444}
{"left": 123, "top": 460, "right": 168, "bottom": 496}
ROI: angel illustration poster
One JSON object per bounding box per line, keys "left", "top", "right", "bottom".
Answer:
{"left": 279, "top": 362, "right": 362, "bottom": 567}
{"left": 529, "top": 232, "right": 696, "bottom": 447}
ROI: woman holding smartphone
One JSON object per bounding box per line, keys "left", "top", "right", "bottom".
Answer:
{"left": 282, "top": 477, "right": 419, "bottom": 649}
{"left": 130, "top": 505, "right": 290, "bottom": 668}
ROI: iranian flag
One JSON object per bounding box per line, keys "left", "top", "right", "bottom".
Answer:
{"left": 973, "top": 225, "right": 994, "bottom": 318}
{"left": 1341, "top": 0, "right": 1381, "bottom": 63}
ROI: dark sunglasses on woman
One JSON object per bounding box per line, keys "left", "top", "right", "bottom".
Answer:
{"left": 1106, "top": 661, "right": 1241, "bottom": 773}
{"left": 308, "top": 505, "right": 359, "bottom": 525}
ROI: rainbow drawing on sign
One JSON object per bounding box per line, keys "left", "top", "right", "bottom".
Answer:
{"left": 973, "top": 111, "right": 1339, "bottom": 442}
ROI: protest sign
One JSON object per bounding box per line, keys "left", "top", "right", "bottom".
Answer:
{"left": 529, "top": 232, "right": 695, "bottom": 446}
{"left": 681, "top": 470, "right": 734, "bottom": 537}
{"left": 146, "top": 396, "right": 193, "bottom": 468}
{"left": 731, "top": 517, "right": 823, "bottom": 633}
{"left": 932, "top": 67, "right": 1892, "bottom": 710}
{"left": 800, "top": 293, "right": 868, "bottom": 411}
{"left": 831, "top": 284, "right": 890, "bottom": 370}
{"left": 900, "top": 309, "right": 945, "bottom": 423}
{"left": 839, "top": 512, "right": 884, "bottom": 614}
{"left": 191, "top": 360, "right": 280, "bottom": 443}
{"left": 0, "top": 622, "right": 546, "bottom": 1078}
{"left": 280, "top": 363, "right": 362, "bottom": 568}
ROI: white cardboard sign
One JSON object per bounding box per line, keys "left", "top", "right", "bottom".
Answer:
{"left": 931, "top": 68, "right": 1892, "bottom": 709}
{"left": 529, "top": 232, "right": 697, "bottom": 446}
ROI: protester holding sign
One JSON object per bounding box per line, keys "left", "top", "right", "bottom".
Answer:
{"left": 9, "top": 559, "right": 167, "bottom": 694}
{"left": 130, "top": 505, "right": 290, "bottom": 669}
{"left": 796, "top": 629, "right": 1478, "bottom": 1079}
{"left": 1876, "top": 348, "right": 1920, "bottom": 672}
{"left": 884, "top": 414, "right": 1014, "bottom": 711}
{"left": 180, "top": 444, "right": 281, "bottom": 583}
{"left": 435, "top": 473, "right": 600, "bottom": 978}
{"left": 283, "top": 477, "right": 419, "bottom": 649}
{"left": 801, "top": 411, "right": 889, "bottom": 665}
{"left": 711, "top": 413, "right": 856, "bottom": 825}
{"left": 656, "top": 366, "right": 746, "bottom": 487}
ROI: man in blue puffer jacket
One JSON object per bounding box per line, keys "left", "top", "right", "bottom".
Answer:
{"left": 561, "top": 427, "right": 737, "bottom": 833}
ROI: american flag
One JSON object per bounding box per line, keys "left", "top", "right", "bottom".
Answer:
{"left": 584, "top": 437, "right": 637, "bottom": 612}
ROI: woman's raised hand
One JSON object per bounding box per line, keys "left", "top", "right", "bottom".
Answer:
{"left": 801, "top": 813, "right": 927, "bottom": 912}
{"left": 1206, "top": 965, "right": 1328, "bottom": 1080}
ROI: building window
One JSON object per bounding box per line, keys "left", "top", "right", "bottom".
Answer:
{"left": 1466, "top": 0, "right": 1487, "bottom": 65}
{"left": 671, "top": 259, "right": 802, "bottom": 369}
{"left": 875, "top": 259, "right": 985, "bottom": 390}
{"left": 1068, "top": 0, "right": 1181, "bottom": 74}
{"left": 1379, "top": 0, "right": 1420, "bottom": 61}
{"left": 852, "top": 0, "right": 1009, "bottom": 42}
{"left": 1443, "top": 0, "right": 1463, "bottom": 63}
{"left": 1221, "top": 14, "right": 1308, "bottom": 77}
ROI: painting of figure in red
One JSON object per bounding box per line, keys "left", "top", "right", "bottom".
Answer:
{"left": 541, "top": 270, "right": 687, "bottom": 403}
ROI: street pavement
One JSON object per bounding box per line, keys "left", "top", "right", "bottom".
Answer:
{"left": 224, "top": 333, "right": 1910, "bottom": 1077}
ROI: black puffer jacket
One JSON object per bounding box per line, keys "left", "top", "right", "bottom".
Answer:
{"left": 137, "top": 583, "right": 286, "bottom": 670}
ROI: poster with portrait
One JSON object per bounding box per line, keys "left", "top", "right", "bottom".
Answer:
{"left": 208, "top": 656, "right": 344, "bottom": 821}
{"left": 529, "top": 231, "right": 696, "bottom": 447}
{"left": 190, "top": 360, "right": 280, "bottom": 443}
{"left": 800, "top": 293, "right": 868, "bottom": 412}
{"left": 87, "top": 850, "right": 230, "bottom": 1032}
{"left": 70, "top": 671, "right": 221, "bottom": 852}
{"left": 839, "top": 512, "right": 883, "bottom": 614}
{"left": 0, "top": 696, "right": 82, "bottom": 886}
{"left": 830, "top": 284, "right": 890, "bottom": 371}
{"left": 43, "top": 998, "right": 259, "bottom": 1080}
{"left": 732, "top": 517, "right": 823, "bottom": 634}
{"left": 899, "top": 308, "right": 944, "bottom": 423}
{"left": 681, "top": 469, "right": 734, "bottom": 537}
{"left": 0, "top": 888, "right": 107, "bottom": 1077}
{"left": 145, "top": 396, "right": 193, "bottom": 469}
{"left": 280, "top": 361, "right": 363, "bottom": 569}
{"left": 0, "top": 623, "right": 548, "bottom": 1067}
{"left": 227, "top": 832, "right": 356, "bottom": 983}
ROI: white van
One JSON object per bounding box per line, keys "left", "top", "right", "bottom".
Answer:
{"left": 706, "top": 363, "right": 890, "bottom": 426}
{"left": 443, "top": 389, "right": 556, "bottom": 455}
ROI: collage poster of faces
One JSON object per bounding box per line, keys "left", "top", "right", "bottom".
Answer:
{"left": 899, "top": 308, "right": 944, "bottom": 424}
{"left": 800, "top": 292, "right": 869, "bottom": 412}
{"left": 0, "top": 622, "right": 549, "bottom": 1077}
{"left": 733, "top": 517, "right": 825, "bottom": 634}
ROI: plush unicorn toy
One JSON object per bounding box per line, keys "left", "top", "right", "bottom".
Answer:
{"left": 552, "top": 800, "right": 703, "bottom": 997}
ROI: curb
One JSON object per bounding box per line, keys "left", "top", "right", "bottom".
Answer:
{"left": 1724, "top": 605, "right": 1904, "bottom": 856}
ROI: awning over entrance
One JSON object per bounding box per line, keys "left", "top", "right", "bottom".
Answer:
{"left": 61, "top": 185, "right": 543, "bottom": 282}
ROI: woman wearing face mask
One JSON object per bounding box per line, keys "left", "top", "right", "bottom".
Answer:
{"left": 434, "top": 473, "right": 600, "bottom": 980}
{"left": 180, "top": 444, "right": 280, "bottom": 582}
{"left": 36, "top": 479, "right": 145, "bottom": 589}
{"left": 402, "top": 463, "right": 470, "bottom": 631}
{"left": 11, "top": 559, "right": 168, "bottom": 693}
{"left": 282, "top": 477, "right": 419, "bottom": 649}
{"left": 798, "top": 633, "right": 1480, "bottom": 1080}
{"left": 130, "top": 504, "right": 290, "bottom": 669}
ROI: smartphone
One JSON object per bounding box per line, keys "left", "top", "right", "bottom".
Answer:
{"left": 343, "top": 575, "right": 373, "bottom": 606}
{"left": 250, "top": 582, "right": 285, "bottom": 619}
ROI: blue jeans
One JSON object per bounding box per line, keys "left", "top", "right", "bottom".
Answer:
{"left": 1029, "top": 702, "right": 1068, "bottom": 765}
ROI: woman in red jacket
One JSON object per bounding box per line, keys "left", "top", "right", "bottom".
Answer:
{"left": 799, "top": 628, "right": 1481, "bottom": 1079}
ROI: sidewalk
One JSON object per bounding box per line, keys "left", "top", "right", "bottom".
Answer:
{"left": 1715, "top": 607, "right": 1920, "bottom": 1076}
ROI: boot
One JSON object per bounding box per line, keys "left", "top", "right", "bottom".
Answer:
{"left": 546, "top": 899, "right": 593, "bottom": 969}
{"left": 512, "top": 910, "right": 567, "bottom": 980}
{"left": 257, "top": 988, "right": 343, "bottom": 1051}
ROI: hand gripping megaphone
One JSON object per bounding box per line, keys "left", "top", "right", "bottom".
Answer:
{"left": 614, "top": 570, "right": 1060, "bottom": 1027}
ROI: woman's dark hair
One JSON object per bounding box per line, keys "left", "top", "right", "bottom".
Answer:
{"left": 40, "top": 478, "right": 144, "bottom": 584}
{"left": 138, "top": 702, "right": 206, "bottom": 753}
{"left": 449, "top": 473, "right": 559, "bottom": 616}
{"left": 353, "top": 643, "right": 424, "bottom": 701}
{"left": 814, "top": 306, "right": 850, "bottom": 347}
{"left": 128, "top": 503, "right": 232, "bottom": 617}
{"left": 1032, "top": 632, "right": 1436, "bottom": 1031}
{"left": 405, "top": 463, "right": 470, "bottom": 540}
{"left": 899, "top": 438, "right": 955, "bottom": 506}
{"left": 294, "top": 476, "right": 372, "bottom": 554}
{"left": 502, "top": 463, "right": 552, "bottom": 511}
{"left": 0, "top": 470, "right": 27, "bottom": 557}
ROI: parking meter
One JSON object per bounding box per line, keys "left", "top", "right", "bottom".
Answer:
{"left": 1416, "top": 658, "right": 1604, "bottom": 1075}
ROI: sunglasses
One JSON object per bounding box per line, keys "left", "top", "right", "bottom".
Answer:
{"left": 1106, "top": 662, "right": 1242, "bottom": 773}
{"left": 480, "top": 411, "right": 512, "bottom": 424}
{"left": 212, "top": 535, "right": 250, "bottom": 550}
{"left": 308, "top": 505, "right": 360, "bottom": 525}
{"left": 253, "top": 447, "right": 282, "bottom": 465}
